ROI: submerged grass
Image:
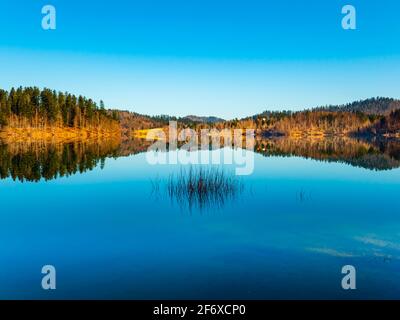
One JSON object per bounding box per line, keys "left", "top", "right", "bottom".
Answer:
{"left": 166, "top": 166, "right": 244, "bottom": 211}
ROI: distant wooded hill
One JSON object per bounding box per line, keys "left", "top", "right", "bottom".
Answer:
{"left": 243, "top": 97, "right": 400, "bottom": 137}
{"left": 314, "top": 97, "right": 400, "bottom": 115}
{"left": 80, "top": 97, "right": 400, "bottom": 137}
{"left": 183, "top": 115, "right": 224, "bottom": 123}
{"left": 115, "top": 111, "right": 225, "bottom": 133}
{"left": 253, "top": 97, "right": 400, "bottom": 119}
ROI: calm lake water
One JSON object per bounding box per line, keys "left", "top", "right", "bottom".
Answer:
{"left": 0, "top": 137, "right": 399, "bottom": 299}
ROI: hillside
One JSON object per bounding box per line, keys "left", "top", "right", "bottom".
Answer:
{"left": 183, "top": 115, "right": 224, "bottom": 123}
{"left": 316, "top": 97, "right": 400, "bottom": 115}
{"left": 115, "top": 110, "right": 166, "bottom": 135}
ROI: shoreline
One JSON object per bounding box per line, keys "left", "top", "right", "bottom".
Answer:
{"left": 0, "top": 127, "right": 121, "bottom": 143}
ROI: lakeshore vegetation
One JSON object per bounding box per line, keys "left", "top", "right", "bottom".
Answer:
{"left": 0, "top": 86, "right": 120, "bottom": 139}
{"left": 0, "top": 86, "right": 400, "bottom": 139}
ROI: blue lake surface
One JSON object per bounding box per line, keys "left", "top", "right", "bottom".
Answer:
{"left": 0, "top": 143, "right": 400, "bottom": 299}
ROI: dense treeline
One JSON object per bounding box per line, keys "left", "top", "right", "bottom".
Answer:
{"left": 210, "top": 110, "right": 380, "bottom": 136}
{"left": 267, "top": 111, "right": 379, "bottom": 135}
{"left": 0, "top": 87, "right": 119, "bottom": 131}
{"left": 315, "top": 97, "right": 400, "bottom": 116}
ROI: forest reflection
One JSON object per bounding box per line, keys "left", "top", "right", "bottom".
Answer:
{"left": 0, "top": 138, "right": 120, "bottom": 182}
{"left": 255, "top": 136, "right": 400, "bottom": 171}
{"left": 0, "top": 136, "right": 400, "bottom": 182}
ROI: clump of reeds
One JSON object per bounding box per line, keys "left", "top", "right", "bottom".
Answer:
{"left": 166, "top": 166, "right": 244, "bottom": 210}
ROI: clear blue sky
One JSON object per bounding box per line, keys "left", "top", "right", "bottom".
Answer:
{"left": 0, "top": 0, "right": 399, "bottom": 119}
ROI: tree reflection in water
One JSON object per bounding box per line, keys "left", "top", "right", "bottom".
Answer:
{"left": 1, "top": 136, "right": 400, "bottom": 183}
